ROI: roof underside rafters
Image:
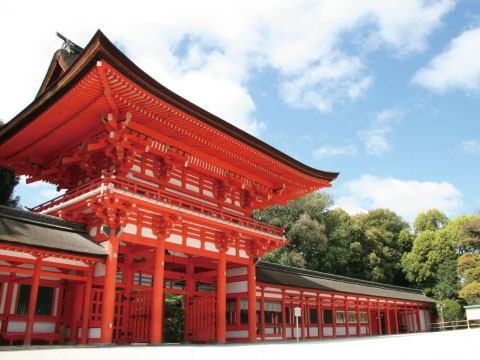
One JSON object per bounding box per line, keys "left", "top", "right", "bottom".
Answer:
{"left": 0, "top": 30, "right": 338, "bottom": 201}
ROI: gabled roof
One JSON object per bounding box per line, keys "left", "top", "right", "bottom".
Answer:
{"left": 0, "top": 30, "right": 338, "bottom": 191}
{"left": 256, "top": 261, "right": 435, "bottom": 303}
{"left": 0, "top": 205, "right": 106, "bottom": 258}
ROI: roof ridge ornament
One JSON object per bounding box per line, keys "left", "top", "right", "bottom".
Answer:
{"left": 56, "top": 32, "right": 83, "bottom": 54}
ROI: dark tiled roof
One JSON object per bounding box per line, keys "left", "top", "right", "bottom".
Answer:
{"left": 256, "top": 261, "right": 435, "bottom": 303}
{"left": 0, "top": 205, "right": 106, "bottom": 258}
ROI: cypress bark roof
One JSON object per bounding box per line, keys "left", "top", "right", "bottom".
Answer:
{"left": 256, "top": 261, "right": 435, "bottom": 303}
{"left": 0, "top": 205, "right": 106, "bottom": 258}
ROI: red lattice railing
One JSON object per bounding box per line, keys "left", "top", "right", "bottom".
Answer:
{"left": 30, "top": 175, "right": 285, "bottom": 238}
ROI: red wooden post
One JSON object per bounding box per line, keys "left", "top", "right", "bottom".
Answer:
{"left": 1, "top": 279, "right": 14, "bottom": 333}
{"left": 355, "top": 298, "right": 360, "bottom": 336}
{"left": 70, "top": 280, "right": 84, "bottom": 342}
{"left": 377, "top": 302, "right": 382, "bottom": 335}
{"left": 282, "top": 290, "right": 287, "bottom": 340}
{"left": 24, "top": 257, "right": 43, "bottom": 345}
{"left": 260, "top": 287, "right": 265, "bottom": 340}
{"left": 248, "top": 260, "right": 256, "bottom": 341}
{"left": 300, "top": 292, "right": 305, "bottom": 339}
{"left": 345, "top": 299, "right": 350, "bottom": 337}
{"left": 100, "top": 232, "right": 120, "bottom": 343}
{"left": 394, "top": 304, "right": 399, "bottom": 334}
{"left": 386, "top": 305, "right": 391, "bottom": 334}
{"left": 122, "top": 253, "right": 134, "bottom": 342}
{"left": 216, "top": 250, "right": 226, "bottom": 343}
{"left": 332, "top": 303, "right": 337, "bottom": 338}
{"left": 317, "top": 294, "right": 322, "bottom": 339}
{"left": 416, "top": 304, "right": 422, "bottom": 332}
{"left": 81, "top": 266, "right": 93, "bottom": 344}
{"left": 151, "top": 239, "right": 165, "bottom": 344}
{"left": 367, "top": 301, "right": 372, "bottom": 335}
{"left": 185, "top": 260, "right": 194, "bottom": 342}
{"left": 404, "top": 304, "right": 410, "bottom": 333}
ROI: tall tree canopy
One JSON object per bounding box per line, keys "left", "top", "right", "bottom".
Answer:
{"left": 413, "top": 209, "right": 449, "bottom": 235}
{"left": 457, "top": 219, "right": 480, "bottom": 305}
{"left": 402, "top": 213, "right": 476, "bottom": 296}
{"left": 255, "top": 194, "right": 411, "bottom": 286}
{"left": 0, "top": 121, "right": 20, "bottom": 207}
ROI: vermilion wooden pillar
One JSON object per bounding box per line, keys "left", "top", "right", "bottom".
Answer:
{"left": 316, "top": 294, "right": 322, "bottom": 339}
{"left": 151, "top": 240, "right": 166, "bottom": 344}
{"left": 216, "top": 250, "right": 227, "bottom": 343}
{"left": 100, "top": 232, "right": 120, "bottom": 343}
{"left": 404, "top": 304, "right": 410, "bottom": 333}
{"left": 248, "top": 260, "right": 256, "bottom": 341}
{"left": 24, "top": 257, "right": 42, "bottom": 345}
{"left": 300, "top": 293, "right": 305, "bottom": 339}
{"left": 260, "top": 288, "right": 265, "bottom": 340}
{"left": 377, "top": 303, "right": 382, "bottom": 335}
{"left": 394, "top": 305, "right": 399, "bottom": 334}
{"left": 332, "top": 303, "right": 336, "bottom": 338}
{"left": 1, "top": 281, "right": 14, "bottom": 333}
{"left": 70, "top": 280, "right": 84, "bottom": 342}
{"left": 281, "top": 290, "right": 287, "bottom": 340}
{"left": 386, "top": 307, "right": 391, "bottom": 334}
{"left": 81, "top": 266, "right": 93, "bottom": 344}
{"left": 345, "top": 301, "right": 350, "bottom": 337}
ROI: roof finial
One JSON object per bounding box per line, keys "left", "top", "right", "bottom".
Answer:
{"left": 56, "top": 32, "right": 83, "bottom": 55}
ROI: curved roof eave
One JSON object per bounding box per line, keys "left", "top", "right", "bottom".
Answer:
{"left": 0, "top": 30, "right": 339, "bottom": 183}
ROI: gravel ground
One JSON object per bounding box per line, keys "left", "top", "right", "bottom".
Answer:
{"left": 1, "top": 328, "right": 479, "bottom": 360}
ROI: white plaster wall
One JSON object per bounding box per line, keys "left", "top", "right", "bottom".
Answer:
{"left": 349, "top": 326, "right": 357, "bottom": 335}
{"left": 186, "top": 238, "right": 201, "bottom": 249}
{"left": 94, "top": 263, "right": 106, "bottom": 277}
{"left": 7, "top": 321, "right": 26, "bottom": 332}
{"left": 286, "top": 328, "right": 292, "bottom": 337}
{"left": 420, "top": 309, "right": 426, "bottom": 331}
{"left": 226, "top": 330, "right": 248, "bottom": 338}
{"left": 336, "top": 327, "right": 346, "bottom": 336}
{"left": 226, "top": 281, "right": 247, "bottom": 294}
{"left": 204, "top": 241, "right": 219, "bottom": 253}
{"left": 227, "top": 267, "right": 247, "bottom": 277}
{"left": 323, "top": 327, "right": 333, "bottom": 336}
{"left": 309, "top": 327, "right": 318, "bottom": 337}
{"left": 166, "top": 233, "right": 182, "bottom": 245}
{"left": 361, "top": 326, "right": 368, "bottom": 335}
{"left": 33, "top": 322, "right": 56, "bottom": 333}
{"left": 78, "top": 327, "right": 101, "bottom": 339}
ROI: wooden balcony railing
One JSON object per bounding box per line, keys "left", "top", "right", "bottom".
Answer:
{"left": 30, "top": 175, "right": 285, "bottom": 238}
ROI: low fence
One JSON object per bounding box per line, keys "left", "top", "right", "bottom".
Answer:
{"left": 431, "top": 319, "right": 480, "bottom": 331}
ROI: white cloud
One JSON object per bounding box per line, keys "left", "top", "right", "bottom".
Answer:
{"left": 313, "top": 144, "right": 357, "bottom": 158}
{"left": 335, "top": 174, "right": 463, "bottom": 224}
{"left": 457, "top": 139, "right": 480, "bottom": 155}
{"left": 0, "top": 0, "right": 455, "bottom": 132}
{"left": 413, "top": 26, "right": 480, "bottom": 92}
{"left": 358, "top": 108, "right": 403, "bottom": 156}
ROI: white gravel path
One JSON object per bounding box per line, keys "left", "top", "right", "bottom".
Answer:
{"left": 1, "top": 328, "right": 479, "bottom": 360}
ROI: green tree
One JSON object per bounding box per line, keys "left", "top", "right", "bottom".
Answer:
{"left": 352, "top": 209, "right": 411, "bottom": 285}
{"left": 413, "top": 209, "right": 449, "bottom": 235}
{"left": 0, "top": 121, "right": 20, "bottom": 208}
{"left": 437, "top": 299, "right": 464, "bottom": 322}
{"left": 0, "top": 167, "right": 20, "bottom": 207}
{"left": 253, "top": 192, "right": 333, "bottom": 270}
{"left": 403, "top": 213, "right": 477, "bottom": 295}
{"left": 432, "top": 259, "right": 461, "bottom": 300}
{"left": 457, "top": 220, "right": 480, "bottom": 304}
{"left": 163, "top": 293, "right": 184, "bottom": 342}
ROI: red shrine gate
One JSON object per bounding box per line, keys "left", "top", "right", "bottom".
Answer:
{"left": 0, "top": 31, "right": 436, "bottom": 347}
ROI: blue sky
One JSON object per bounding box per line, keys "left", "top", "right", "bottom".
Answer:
{"left": 1, "top": 0, "right": 480, "bottom": 226}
